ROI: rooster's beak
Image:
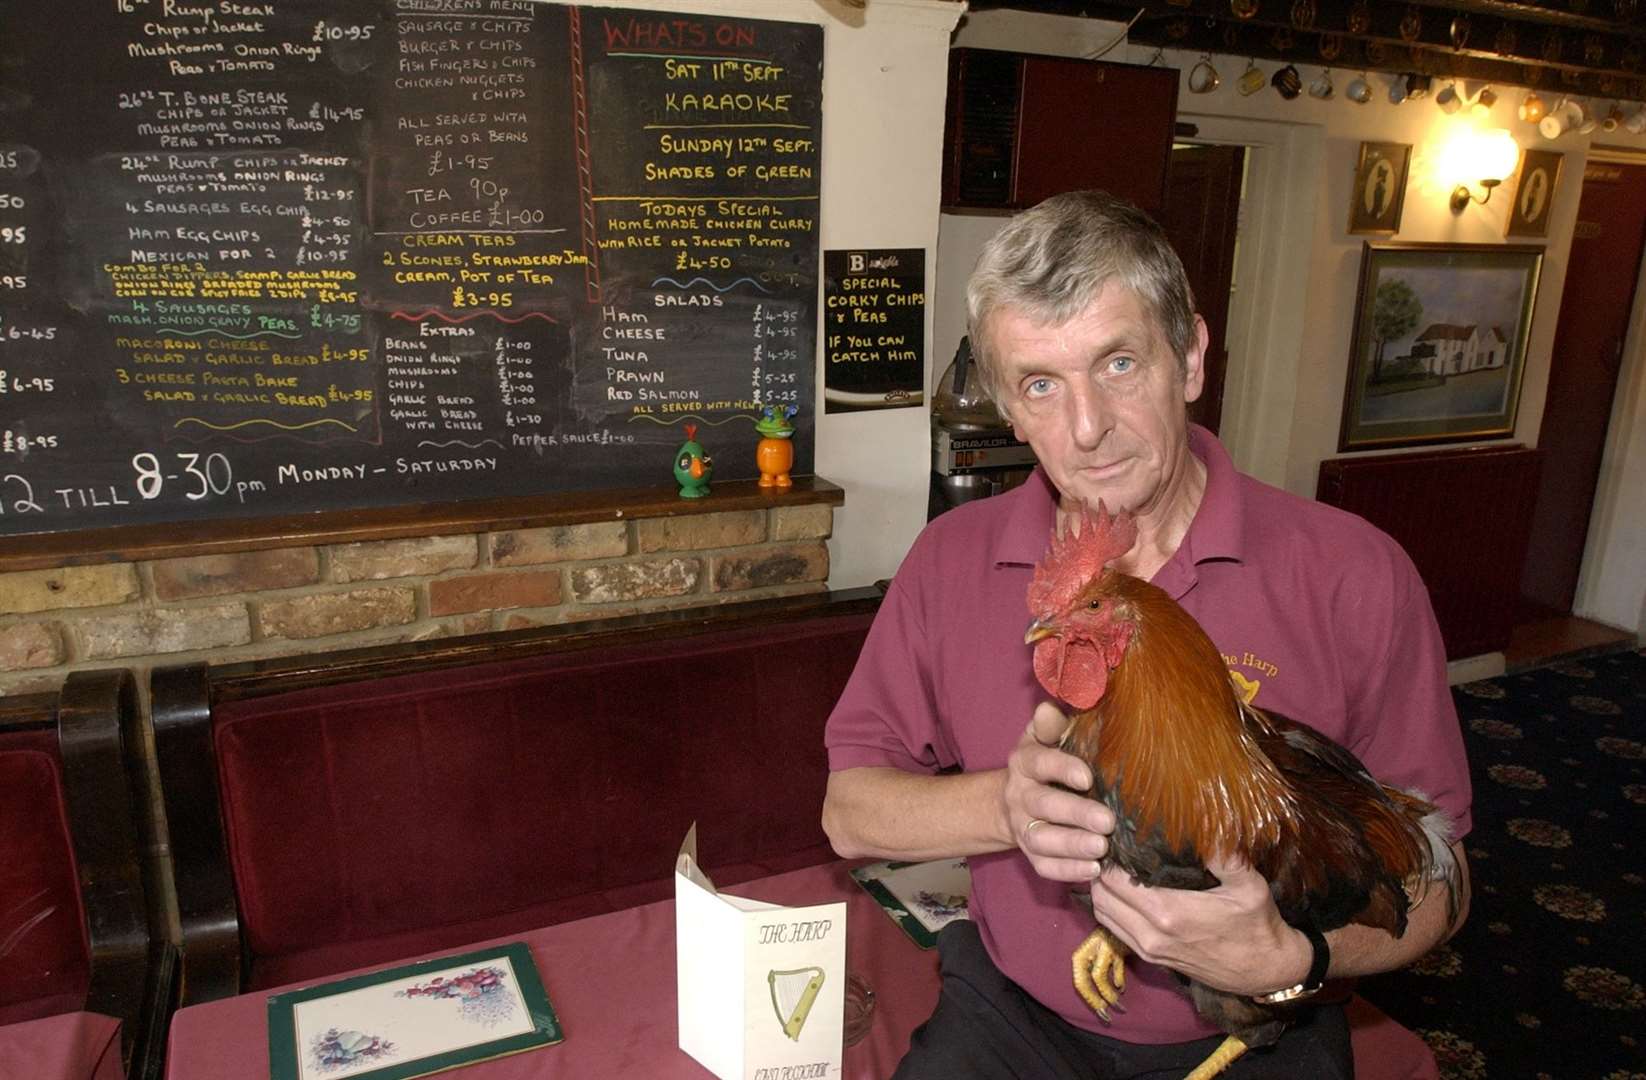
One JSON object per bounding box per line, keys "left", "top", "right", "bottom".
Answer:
{"left": 1024, "top": 619, "right": 1056, "bottom": 645}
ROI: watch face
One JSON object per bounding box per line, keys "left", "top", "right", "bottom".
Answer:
{"left": 1251, "top": 982, "right": 1321, "bottom": 1006}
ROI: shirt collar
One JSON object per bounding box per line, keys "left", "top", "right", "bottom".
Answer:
{"left": 989, "top": 425, "right": 1247, "bottom": 577}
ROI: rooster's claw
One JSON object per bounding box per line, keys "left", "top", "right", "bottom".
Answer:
{"left": 1072, "top": 925, "right": 1128, "bottom": 1021}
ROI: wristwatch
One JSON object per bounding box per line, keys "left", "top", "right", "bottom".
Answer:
{"left": 1251, "top": 923, "right": 1330, "bottom": 1005}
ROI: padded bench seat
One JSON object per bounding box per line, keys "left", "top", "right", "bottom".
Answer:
{"left": 150, "top": 588, "right": 881, "bottom": 1004}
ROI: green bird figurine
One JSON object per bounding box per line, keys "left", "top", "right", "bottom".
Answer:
{"left": 674, "top": 423, "right": 712, "bottom": 498}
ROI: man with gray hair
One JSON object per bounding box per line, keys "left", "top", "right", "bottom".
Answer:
{"left": 823, "top": 190, "right": 1471, "bottom": 1077}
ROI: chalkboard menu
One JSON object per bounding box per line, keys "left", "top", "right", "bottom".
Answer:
{"left": 0, "top": 0, "right": 821, "bottom": 538}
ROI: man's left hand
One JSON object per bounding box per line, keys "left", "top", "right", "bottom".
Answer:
{"left": 1085, "top": 856, "right": 1313, "bottom": 996}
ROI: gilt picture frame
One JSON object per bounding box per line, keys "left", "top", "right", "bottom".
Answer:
{"left": 1506, "top": 149, "right": 1562, "bottom": 238}
{"left": 1347, "top": 141, "right": 1412, "bottom": 235}
{"left": 1339, "top": 242, "right": 1543, "bottom": 452}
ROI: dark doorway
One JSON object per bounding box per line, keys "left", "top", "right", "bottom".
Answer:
{"left": 1161, "top": 143, "right": 1245, "bottom": 434}
{"left": 1519, "top": 158, "right": 1646, "bottom": 617}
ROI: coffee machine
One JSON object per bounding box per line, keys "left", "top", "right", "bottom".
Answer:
{"left": 928, "top": 337, "right": 1037, "bottom": 519}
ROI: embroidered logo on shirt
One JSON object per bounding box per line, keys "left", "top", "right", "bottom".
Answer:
{"left": 1229, "top": 670, "right": 1261, "bottom": 705}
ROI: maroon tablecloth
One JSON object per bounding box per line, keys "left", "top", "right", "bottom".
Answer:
{"left": 164, "top": 858, "right": 1436, "bottom": 1080}
{"left": 0, "top": 1011, "right": 124, "bottom": 1080}
{"left": 165, "top": 860, "right": 940, "bottom": 1080}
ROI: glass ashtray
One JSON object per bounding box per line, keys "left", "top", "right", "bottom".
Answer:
{"left": 844, "top": 971, "right": 876, "bottom": 1048}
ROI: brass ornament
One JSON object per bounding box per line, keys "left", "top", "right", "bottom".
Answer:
{"left": 1230, "top": 0, "right": 1259, "bottom": 20}
{"left": 1223, "top": 22, "right": 1244, "bottom": 50}
{"left": 1346, "top": 0, "right": 1370, "bottom": 36}
{"left": 1543, "top": 31, "right": 1564, "bottom": 65}
{"left": 1166, "top": 17, "right": 1192, "bottom": 40}
{"left": 1449, "top": 15, "right": 1470, "bottom": 51}
{"left": 1585, "top": 35, "right": 1605, "bottom": 67}
{"left": 1318, "top": 32, "right": 1345, "bottom": 62}
{"left": 1271, "top": 26, "right": 1296, "bottom": 51}
{"left": 1366, "top": 40, "right": 1391, "bottom": 66}
{"left": 1493, "top": 24, "right": 1518, "bottom": 60}
{"left": 1399, "top": 6, "right": 1421, "bottom": 43}
{"left": 1290, "top": 0, "right": 1316, "bottom": 31}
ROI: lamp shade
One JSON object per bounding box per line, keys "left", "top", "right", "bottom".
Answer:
{"left": 1476, "top": 129, "right": 1520, "bottom": 183}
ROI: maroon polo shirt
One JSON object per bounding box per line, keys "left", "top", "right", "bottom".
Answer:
{"left": 826, "top": 426, "right": 1472, "bottom": 1043}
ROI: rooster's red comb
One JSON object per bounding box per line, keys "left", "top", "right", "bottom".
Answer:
{"left": 1026, "top": 501, "right": 1138, "bottom": 616}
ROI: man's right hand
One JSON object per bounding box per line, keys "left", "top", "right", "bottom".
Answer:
{"left": 1003, "top": 701, "right": 1115, "bottom": 882}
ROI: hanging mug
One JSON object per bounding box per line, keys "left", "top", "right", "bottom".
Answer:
{"left": 1345, "top": 72, "right": 1373, "bottom": 104}
{"left": 1189, "top": 55, "right": 1221, "bottom": 93}
{"left": 1518, "top": 91, "right": 1547, "bottom": 123}
{"left": 1237, "top": 60, "right": 1266, "bottom": 96}
{"left": 1435, "top": 83, "right": 1462, "bottom": 114}
{"left": 1539, "top": 98, "right": 1577, "bottom": 138}
{"left": 1576, "top": 100, "right": 1598, "bottom": 134}
{"left": 1272, "top": 64, "right": 1303, "bottom": 99}
{"left": 1308, "top": 68, "right": 1334, "bottom": 99}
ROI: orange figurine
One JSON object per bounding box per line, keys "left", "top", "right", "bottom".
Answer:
{"left": 755, "top": 404, "right": 798, "bottom": 488}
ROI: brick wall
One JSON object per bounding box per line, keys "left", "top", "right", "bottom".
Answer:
{"left": 0, "top": 502, "right": 835, "bottom": 696}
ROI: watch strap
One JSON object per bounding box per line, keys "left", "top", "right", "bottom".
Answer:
{"left": 1251, "top": 923, "right": 1330, "bottom": 1005}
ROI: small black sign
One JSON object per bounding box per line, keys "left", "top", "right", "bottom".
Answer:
{"left": 822, "top": 248, "right": 925, "bottom": 413}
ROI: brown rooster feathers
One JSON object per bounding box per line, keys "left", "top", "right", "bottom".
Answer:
{"left": 1025, "top": 502, "right": 1460, "bottom": 1068}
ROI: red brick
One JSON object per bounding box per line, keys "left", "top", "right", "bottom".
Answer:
{"left": 490, "top": 523, "right": 627, "bottom": 566}
{"left": 152, "top": 548, "right": 320, "bottom": 600}
{"left": 711, "top": 542, "right": 829, "bottom": 592}
{"left": 428, "top": 570, "right": 563, "bottom": 616}
{"left": 258, "top": 588, "right": 416, "bottom": 641}
{"left": 0, "top": 622, "right": 65, "bottom": 670}
{"left": 568, "top": 558, "right": 700, "bottom": 603}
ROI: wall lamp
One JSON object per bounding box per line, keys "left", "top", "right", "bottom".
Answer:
{"left": 1449, "top": 128, "right": 1521, "bottom": 213}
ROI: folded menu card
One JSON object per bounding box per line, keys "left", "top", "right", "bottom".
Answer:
{"left": 267, "top": 941, "right": 560, "bottom": 1080}
{"left": 675, "top": 824, "right": 847, "bottom": 1080}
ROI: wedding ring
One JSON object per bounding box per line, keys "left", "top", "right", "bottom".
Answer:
{"left": 1023, "top": 818, "right": 1047, "bottom": 844}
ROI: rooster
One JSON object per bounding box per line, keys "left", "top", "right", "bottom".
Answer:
{"left": 1023, "top": 502, "right": 1461, "bottom": 1080}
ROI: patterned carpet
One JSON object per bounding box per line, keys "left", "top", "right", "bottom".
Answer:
{"left": 1356, "top": 647, "right": 1646, "bottom": 1080}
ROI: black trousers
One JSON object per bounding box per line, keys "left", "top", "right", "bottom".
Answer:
{"left": 893, "top": 921, "right": 1353, "bottom": 1080}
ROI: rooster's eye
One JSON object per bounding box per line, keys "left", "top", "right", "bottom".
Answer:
{"left": 1088, "top": 599, "right": 1102, "bottom": 610}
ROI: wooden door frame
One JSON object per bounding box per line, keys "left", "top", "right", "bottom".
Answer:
{"left": 1564, "top": 146, "right": 1646, "bottom": 629}
{"left": 1173, "top": 114, "right": 1324, "bottom": 492}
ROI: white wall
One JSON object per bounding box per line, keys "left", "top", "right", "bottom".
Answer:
{"left": 939, "top": 8, "right": 1646, "bottom": 637}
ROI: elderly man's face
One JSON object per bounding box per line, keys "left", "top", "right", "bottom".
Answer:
{"left": 986, "top": 283, "right": 1207, "bottom": 521}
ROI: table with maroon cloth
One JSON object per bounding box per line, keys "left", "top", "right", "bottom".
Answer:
{"left": 166, "top": 860, "right": 937, "bottom": 1080}
{"left": 0, "top": 1011, "right": 124, "bottom": 1080}
{"left": 163, "top": 859, "right": 1437, "bottom": 1080}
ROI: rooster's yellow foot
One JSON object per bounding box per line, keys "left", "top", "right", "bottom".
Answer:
{"left": 1184, "top": 1035, "right": 1249, "bottom": 1080}
{"left": 1071, "top": 925, "right": 1127, "bottom": 1021}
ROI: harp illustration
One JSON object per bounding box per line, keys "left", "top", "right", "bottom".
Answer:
{"left": 767, "top": 966, "right": 826, "bottom": 1041}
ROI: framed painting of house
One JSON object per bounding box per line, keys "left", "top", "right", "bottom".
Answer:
{"left": 1347, "top": 142, "right": 1411, "bottom": 235}
{"left": 1338, "top": 242, "right": 1543, "bottom": 451}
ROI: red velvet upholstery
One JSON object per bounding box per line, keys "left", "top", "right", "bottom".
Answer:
{"left": 210, "top": 611, "right": 873, "bottom": 989}
{"left": 0, "top": 731, "right": 92, "bottom": 1027}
